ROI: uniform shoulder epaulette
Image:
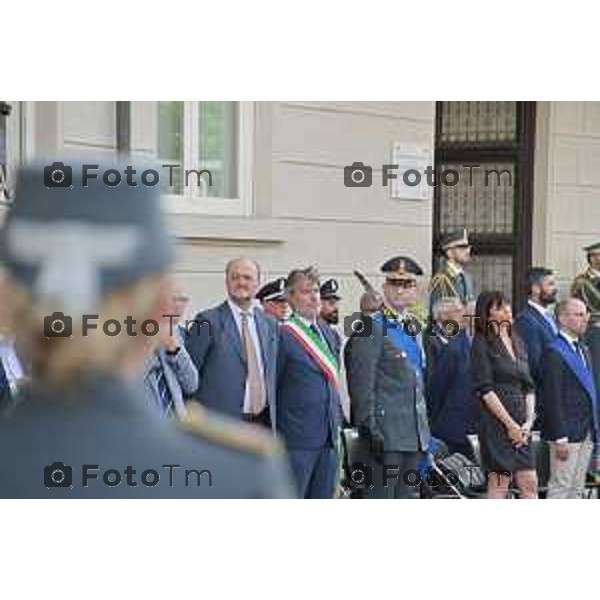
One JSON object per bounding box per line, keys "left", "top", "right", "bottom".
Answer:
{"left": 430, "top": 270, "right": 454, "bottom": 292}
{"left": 571, "top": 271, "right": 590, "bottom": 293}
{"left": 178, "top": 403, "right": 285, "bottom": 458}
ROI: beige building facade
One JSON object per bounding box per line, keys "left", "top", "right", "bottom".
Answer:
{"left": 0, "top": 101, "right": 598, "bottom": 317}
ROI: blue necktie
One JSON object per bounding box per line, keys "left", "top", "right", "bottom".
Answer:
{"left": 543, "top": 310, "right": 558, "bottom": 335}
{"left": 573, "top": 341, "right": 589, "bottom": 370}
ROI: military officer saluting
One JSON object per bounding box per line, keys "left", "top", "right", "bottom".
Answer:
{"left": 572, "top": 241, "right": 600, "bottom": 391}
{"left": 344, "top": 256, "right": 431, "bottom": 499}
{"left": 0, "top": 158, "right": 295, "bottom": 498}
{"left": 256, "top": 277, "right": 289, "bottom": 322}
{"left": 377, "top": 256, "right": 427, "bottom": 375}
{"left": 430, "top": 229, "right": 475, "bottom": 309}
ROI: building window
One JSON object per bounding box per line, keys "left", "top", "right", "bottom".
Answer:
{"left": 156, "top": 101, "right": 246, "bottom": 209}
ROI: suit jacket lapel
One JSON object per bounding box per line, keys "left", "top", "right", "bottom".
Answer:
{"left": 528, "top": 305, "right": 556, "bottom": 336}
{"left": 254, "top": 310, "right": 272, "bottom": 375}
{"left": 551, "top": 336, "right": 597, "bottom": 405}
{"left": 318, "top": 321, "right": 339, "bottom": 364}
{"left": 221, "top": 302, "right": 246, "bottom": 366}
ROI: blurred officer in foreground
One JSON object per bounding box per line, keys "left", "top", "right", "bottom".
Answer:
{"left": 0, "top": 158, "right": 294, "bottom": 498}
{"left": 430, "top": 229, "right": 475, "bottom": 309}
{"left": 256, "top": 277, "right": 289, "bottom": 322}
{"left": 572, "top": 242, "right": 600, "bottom": 393}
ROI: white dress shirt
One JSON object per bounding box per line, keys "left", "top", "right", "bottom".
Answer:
{"left": 227, "top": 299, "right": 267, "bottom": 409}
{"left": 528, "top": 299, "right": 558, "bottom": 334}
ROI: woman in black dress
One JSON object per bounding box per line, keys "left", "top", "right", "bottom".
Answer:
{"left": 471, "top": 291, "right": 538, "bottom": 499}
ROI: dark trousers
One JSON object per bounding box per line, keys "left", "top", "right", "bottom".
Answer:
{"left": 367, "top": 451, "right": 423, "bottom": 499}
{"left": 445, "top": 440, "right": 476, "bottom": 462}
{"left": 288, "top": 445, "right": 337, "bottom": 499}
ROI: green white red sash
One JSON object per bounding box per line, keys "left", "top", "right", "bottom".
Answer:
{"left": 282, "top": 315, "right": 340, "bottom": 387}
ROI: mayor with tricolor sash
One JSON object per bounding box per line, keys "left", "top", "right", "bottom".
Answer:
{"left": 276, "top": 267, "right": 343, "bottom": 498}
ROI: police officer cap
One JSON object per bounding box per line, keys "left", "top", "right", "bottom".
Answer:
{"left": 380, "top": 256, "right": 423, "bottom": 282}
{"left": 440, "top": 229, "right": 470, "bottom": 252}
{"left": 584, "top": 241, "right": 600, "bottom": 255}
{"left": 256, "top": 277, "right": 287, "bottom": 302}
{"left": 320, "top": 278, "right": 341, "bottom": 300}
{"left": 0, "top": 157, "right": 174, "bottom": 315}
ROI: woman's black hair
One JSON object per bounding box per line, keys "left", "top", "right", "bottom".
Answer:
{"left": 474, "top": 290, "right": 511, "bottom": 336}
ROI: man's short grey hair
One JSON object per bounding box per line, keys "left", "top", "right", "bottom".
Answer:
{"left": 225, "top": 257, "right": 261, "bottom": 281}
{"left": 286, "top": 266, "right": 320, "bottom": 293}
{"left": 432, "top": 297, "right": 463, "bottom": 321}
{"left": 555, "top": 297, "right": 586, "bottom": 320}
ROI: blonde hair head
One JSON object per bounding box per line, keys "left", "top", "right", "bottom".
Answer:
{"left": 0, "top": 274, "right": 166, "bottom": 388}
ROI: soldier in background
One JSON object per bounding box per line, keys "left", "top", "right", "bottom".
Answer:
{"left": 319, "top": 278, "right": 342, "bottom": 345}
{"left": 430, "top": 229, "right": 475, "bottom": 309}
{"left": 0, "top": 158, "right": 294, "bottom": 499}
{"left": 256, "top": 277, "right": 289, "bottom": 322}
{"left": 353, "top": 269, "right": 383, "bottom": 316}
{"left": 572, "top": 242, "right": 600, "bottom": 393}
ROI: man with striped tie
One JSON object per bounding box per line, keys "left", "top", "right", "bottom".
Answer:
{"left": 144, "top": 328, "right": 198, "bottom": 420}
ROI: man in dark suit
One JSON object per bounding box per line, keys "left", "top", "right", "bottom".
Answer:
{"left": 277, "top": 267, "right": 343, "bottom": 498}
{"left": 514, "top": 267, "right": 559, "bottom": 429}
{"left": 541, "top": 298, "right": 599, "bottom": 499}
{"left": 345, "top": 256, "right": 431, "bottom": 499}
{"left": 185, "top": 258, "right": 278, "bottom": 430}
{"left": 514, "top": 267, "right": 558, "bottom": 388}
{"left": 426, "top": 297, "right": 475, "bottom": 458}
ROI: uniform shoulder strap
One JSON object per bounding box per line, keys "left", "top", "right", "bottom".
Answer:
{"left": 177, "top": 402, "right": 285, "bottom": 458}
{"left": 430, "top": 270, "right": 458, "bottom": 296}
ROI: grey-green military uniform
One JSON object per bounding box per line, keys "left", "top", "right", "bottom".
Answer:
{"left": 429, "top": 259, "right": 475, "bottom": 308}
{"left": 0, "top": 373, "right": 295, "bottom": 498}
{"left": 572, "top": 267, "right": 600, "bottom": 325}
